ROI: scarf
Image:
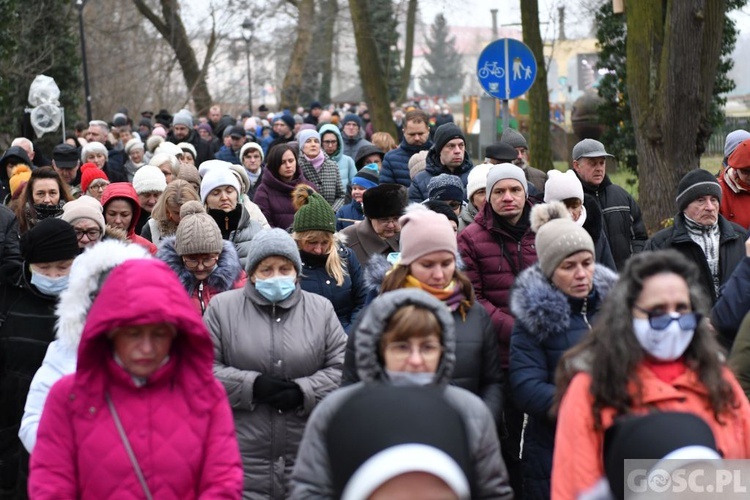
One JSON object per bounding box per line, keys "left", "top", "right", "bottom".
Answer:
{"left": 403, "top": 274, "right": 471, "bottom": 320}
{"left": 247, "top": 168, "right": 262, "bottom": 185}
{"left": 683, "top": 214, "right": 721, "bottom": 295}
{"left": 307, "top": 151, "right": 326, "bottom": 171}
{"left": 723, "top": 167, "right": 750, "bottom": 194}
{"left": 208, "top": 204, "right": 243, "bottom": 240}
{"left": 492, "top": 203, "right": 530, "bottom": 242}
{"left": 299, "top": 249, "right": 328, "bottom": 267}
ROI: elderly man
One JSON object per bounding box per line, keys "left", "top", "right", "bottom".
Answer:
{"left": 571, "top": 138, "right": 647, "bottom": 270}
{"left": 646, "top": 168, "right": 746, "bottom": 304}
{"left": 51, "top": 144, "right": 81, "bottom": 198}
{"left": 340, "top": 184, "right": 407, "bottom": 267}
{"left": 380, "top": 109, "right": 433, "bottom": 188}
{"left": 85, "top": 120, "right": 127, "bottom": 180}
{"left": 409, "top": 123, "right": 473, "bottom": 203}
{"left": 500, "top": 128, "right": 547, "bottom": 194}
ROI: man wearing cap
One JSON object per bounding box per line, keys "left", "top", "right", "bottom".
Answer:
{"left": 51, "top": 144, "right": 82, "bottom": 198}
{"left": 571, "top": 138, "right": 647, "bottom": 270}
{"left": 340, "top": 184, "right": 408, "bottom": 267}
{"left": 262, "top": 114, "right": 296, "bottom": 156}
{"left": 380, "top": 109, "right": 433, "bottom": 188}
{"left": 500, "top": 129, "right": 548, "bottom": 194}
{"left": 646, "top": 168, "right": 745, "bottom": 304}
{"left": 409, "top": 123, "right": 474, "bottom": 203}
{"left": 167, "top": 109, "right": 213, "bottom": 166}
{"left": 214, "top": 126, "right": 247, "bottom": 165}
{"left": 457, "top": 163, "right": 538, "bottom": 494}
{"left": 340, "top": 114, "right": 373, "bottom": 161}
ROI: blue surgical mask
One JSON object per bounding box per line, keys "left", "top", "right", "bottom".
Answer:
{"left": 254, "top": 276, "right": 296, "bottom": 303}
{"left": 30, "top": 271, "right": 69, "bottom": 296}
{"left": 385, "top": 370, "right": 434, "bottom": 387}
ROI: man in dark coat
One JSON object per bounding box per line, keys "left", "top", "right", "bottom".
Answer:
{"left": 379, "top": 109, "right": 433, "bottom": 188}
{"left": 85, "top": 120, "right": 127, "bottom": 182}
{"left": 409, "top": 123, "right": 473, "bottom": 203}
{"left": 500, "top": 128, "right": 548, "bottom": 195}
{"left": 167, "top": 110, "right": 214, "bottom": 166}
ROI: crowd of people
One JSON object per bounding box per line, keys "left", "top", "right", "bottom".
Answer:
{"left": 0, "top": 100, "right": 750, "bottom": 499}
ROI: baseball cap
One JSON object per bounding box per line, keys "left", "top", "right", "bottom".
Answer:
{"left": 229, "top": 125, "right": 246, "bottom": 139}
{"left": 572, "top": 138, "right": 614, "bottom": 161}
{"left": 52, "top": 144, "right": 80, "bottom": 168}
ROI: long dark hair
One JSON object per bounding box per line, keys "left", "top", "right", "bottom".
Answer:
{"left": 16, "top": 167, "right": 72, "bottom": 233}
{"left": 555, "top": 250, "right": 736, "bottom": 429}
{"left": 265, "top": 144, "right": 298, "bottom": 180}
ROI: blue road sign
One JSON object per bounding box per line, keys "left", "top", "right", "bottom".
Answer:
{"left": 477, "top": 38, "right": 537, "bottom": 100}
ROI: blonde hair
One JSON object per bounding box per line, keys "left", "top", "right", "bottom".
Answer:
{"left": 372, "top": 132, "right": 397, "bottom": 152}
{"left": 293, "top": 230, "right": 348, "bottom": 286}
{"left": 151, "top": 180, "right": 200, "bottom": 235}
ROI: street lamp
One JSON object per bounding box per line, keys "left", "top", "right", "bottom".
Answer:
{"left": 241, "top": 17, "right": 253, "bottom": 113}
{"left": 76, "top": 0, "right": 92, "bottom": 122}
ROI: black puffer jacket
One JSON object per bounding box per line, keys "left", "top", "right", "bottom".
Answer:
{"left": 0, "top": 205, "right": 21, "bottom": 286}
{"left": 167, "top": 128, "right": 214, "bottom": 166}
{"left": 582, "top": 194, "right": 616, "bottom": 271}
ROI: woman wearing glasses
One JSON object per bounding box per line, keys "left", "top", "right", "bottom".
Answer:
{"left": 157, "top": 201, "right": 246, "bottom": 316}
{"left": 61, "top": 195, "right": 106, "bottom": 249}
{"left": 551, "top": 250, "right": 750, "bottom": 499}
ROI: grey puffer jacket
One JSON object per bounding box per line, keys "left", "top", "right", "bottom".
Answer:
{"left": 205, "top": 284, "right": 347, "bottom": 499}
{"left": 289, "top": 289, "right": 513, "bottom": 499}
{"left": 230, "top": 205, "right": 263, "bottom": 270}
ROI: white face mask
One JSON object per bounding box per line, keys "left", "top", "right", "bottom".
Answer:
{"left": 385, "top": 370, "right": 434, "bottom": 387}
{"left": 632, "top": 316, "right": 695, "bottom": 361}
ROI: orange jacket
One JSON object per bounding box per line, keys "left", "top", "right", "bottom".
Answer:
{"left": 551, "top": 364, "right": 750, "bottom": 500}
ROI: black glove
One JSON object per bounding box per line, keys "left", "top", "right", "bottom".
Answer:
{"left": 266, "top": 385, "right": 304, "bottom": 412}
{"left": 253, "top": 375, "right": 297, "bottom": 401}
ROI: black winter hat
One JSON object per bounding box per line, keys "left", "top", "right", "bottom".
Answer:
{"left": 485, "top": 142, "right": 518, "bottom": 163}
{"left": 342, "top": 113, "right": 363, "bottom": 128}
{"left": 274, "top": 113, "right": 296, "bottom": 131}
{"left": 21, "top": 218, "right": 79, "bottom": 264}
{"left": 362, "top": 184, "right": 408, "bottom": 220}
{"left": 154, "top": 109, "right": 172, "bottom": 128}
{"left": 432, "top": 123, "right": 466, "bottom": 154}
{"left": 354, "top": 144, "right": 384, "bottom": 168}
{"left": 675, "top": 169, "right": 722, "bottom": 212}
{"left": 423, "top": 199, "right": 459, "bottom": 227}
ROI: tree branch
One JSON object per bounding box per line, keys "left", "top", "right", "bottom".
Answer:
{"left": 132, "top": 0, "right": 170, "bottom": 39}
{"left": 285, "top": 0, "right": 298, "bottom": 8}
{"left": 200, "top": 9, "right": 218, "bottom": 80}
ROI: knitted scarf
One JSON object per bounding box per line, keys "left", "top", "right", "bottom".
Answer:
{"left": 723, "top": 167, "right": 750, "bottom": 194}
{"left": 306, "top": 151, "right": 326, "bottom": 171}
{"left": 683, "top": 214, "right": 720, "bottom": 295}
{"left": 403, "top": 274, "right": 471, "bottom": 320}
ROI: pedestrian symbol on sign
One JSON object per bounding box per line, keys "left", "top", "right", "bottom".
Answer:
{"left": 476, "top": 38, "right": 537, "bottom": 100}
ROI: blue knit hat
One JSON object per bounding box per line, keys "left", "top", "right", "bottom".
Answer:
{"left": 342, "top": 114, "right": 363, "bottom": 129}
{"left": 351, "top": 164, "right": 380, "bottom": 190}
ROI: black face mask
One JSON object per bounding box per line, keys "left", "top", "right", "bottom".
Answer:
{"left": 33, "top": 202, "right": 65, "bottom": 220}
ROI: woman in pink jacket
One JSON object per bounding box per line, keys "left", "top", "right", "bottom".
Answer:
{"left": 29, "top": 258, "right": 243, "bottom": 499}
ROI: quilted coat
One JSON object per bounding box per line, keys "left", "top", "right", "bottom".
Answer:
{"left": 205, "top": 282, "right": 347, "bottom": 499}
{"left": 101, "top": 182, "right": 157, "bottom": 254}
{"left": 509, "top": 264, "right": 617, "bottom": 500}
{"left": 29, "top": 259, "right": 243, "bottom": 499}
{"left": 712, "top": 257, "right": 750, "bottom": 346}
{"left": 253, "top": 167, "right": 316, "bottom": 231}
{"left": 298, "top": 155, "right": 346, "bottom": 212}
{"left": 290, "top": 289, "right": 513, "bottom": 499}
{"left": 457, "top": 201, "right": 538, "bottom": 368}
{"left": 380, "top": 138, "right": 434, "bottom": 187}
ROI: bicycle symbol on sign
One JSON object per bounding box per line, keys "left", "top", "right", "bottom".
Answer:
{"left": 478, "top": 61, "right": 504, "bottom": 79}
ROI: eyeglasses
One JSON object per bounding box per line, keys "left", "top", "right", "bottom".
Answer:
{"left": 88, "top": 183, "right": 109, "bottom": 191}
{"left": 446, "top": 200, "right": 463, "bottom": 210}
{"left": 375, "top": 217, "right": 400, "bottom": 226}
{"left": 633, "top": 304, "right": 702, "bottom": 330}
{"left": 74, "top": 228, "right": 102, "bottom": 240}
{"left": 183, "top": 256, "right": 219, "bottom": 269}
{"left": 385, "top": 341, "right": 443, "bottom": 362}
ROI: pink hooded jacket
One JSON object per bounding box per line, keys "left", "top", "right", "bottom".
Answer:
{"left": 29, "top": 259, "right": 243, "bottom": 499}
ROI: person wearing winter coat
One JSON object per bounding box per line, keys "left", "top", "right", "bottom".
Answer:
{"left": 291, "top": 186, "right": 366, "bottom": 333}
{"left": 80, "top": 139, "right": 128, "bottom": 184}
{"left": 205, "top": 228, "right": 347, "bottom": 499}
{"left": 552, "top": 250, "right": 750, "bottom": 499}
{"left": 101, "top": 182, "right": 157, "bottom": 254}
{"left": 290, "top": 289, "right": 513, "bottom": 499}
{"left": 712, "top": 240, "right": 750, "bottom": 346}
{"left": 509, "top": 201, "right": 618, "bottom": 500}
{"left": 0, "top": 219, "right": 78, "bottom": 497}
{"left": 319, "top": 123, "right": 357, "bottom": 193}
{"left": 61, "top": 195, "right": 107, "bottom": 250}
{"left": 239, "top": 142, "right": 265, "bottom": 200}
{"left": 409, "top": 123, "right": 473, "bottom": 203}
{"left": 297, "top": 129, "right": 346, "bottom": 212}
{"left": 200, "top": 159, "right": 271, "bottom": 230}
{"left": 719, "top": 138, "right": 750, "bottom": 229}
{"left": 380, "top": 109, "right": 433, "bottom": 188}
{"left": 166, "top": 111, "right": 214, "bottom": 166}
{"left": 0, "top": 204, "right": 21, "bottom": 286}
{"left": 19, "top": 240, "right": 151, "bottom": 455}
{"left": 254, "top": 144, "right": 316, "bottom": 230}
{"left": 14, "top": 166, "right": 72, "bottom": 234}
{"left": 157, "top": 201, "right": 246, "bottom": 316}
{"left": 29, "top": 259, "right": 244, "bottom": 499}
{"left": 645, "top": 169, "right": 746, "bottom": 305}
{"left": 335, "top": 164, "right": 379, "bottom": 231}
{"left": 140, "top": 179, "right": 200, "bottom": 246}
{"left": 345, "top": 205, "right": 504, "bottom": 424}
{"left": 200, "top": 165, "right": 263, "bottom": 269}
{"left": 458, "top": 163, "right": 492, "bottom": 233}
{"left": 543, "top": 169, "right": 616, "bottom": 270}
{"left": 340, "top": 114, "right": 374, "bottom": 161}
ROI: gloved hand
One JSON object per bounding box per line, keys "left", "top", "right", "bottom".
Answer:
{"left": 266, "top": 385, "right": 304, "bottom": 412}
{"left": 253, "top": 375, "right": 297, "bottom": 402}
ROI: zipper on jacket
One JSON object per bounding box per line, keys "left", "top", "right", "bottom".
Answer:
{"left": 517, "top": 240, "right": 523, "bottom": 275}
{"left": 224, "top": 215, "right": 229, "bottom": 231}
{"left": 198, "top": 281, "right": 205, "bottom": 315}
{"left": 581, "top": 297, "right": 591, "bottom": 330}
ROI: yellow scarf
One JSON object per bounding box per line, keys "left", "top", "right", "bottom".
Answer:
{"left": 403, "top": 275, "right": 471, "bottom": 320}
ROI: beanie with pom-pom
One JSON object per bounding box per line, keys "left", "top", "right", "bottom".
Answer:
{"left": 174, "top": 200, "right": 224, "bottom": 256}
{"left": 9, "top": 164, "right": 32, "bottom": 198}
{"left": 291, "top": 184, "right": 337, "bottom": 233}
{"left": 531, "top": 201, "right": 594, "bottom": 278}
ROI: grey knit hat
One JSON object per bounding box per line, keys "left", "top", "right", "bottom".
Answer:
{"left": 500, "top": 128, "right": 528, "bottom": 149}
{"left": 724, "top": 130, "right": 750, "bottom": 159}
{"left": 486, "top": 163, "right": 528, "bottom": 198}
{"left": 174, "top": 201, "right": 223, "bottom": 256}
{"left": 172, "top": 110, "right": 193, "bottom": 129}
{"left": 245, "top": 228, "right": 303, "bottom": 275}
{"left": 531, "top": 201, "right": 594, "bottom": 278}
{"left": 675, "top": 169, "right": 722, "bottom": 212}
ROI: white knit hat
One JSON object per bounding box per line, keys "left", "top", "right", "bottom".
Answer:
{"left": 200, "top": 166, "right": 241, "bottom": 203}
{"left": 155, "top": 141, "right": 183, "bottom": 158}
{"left": 486, "top": 163, "right": 528, "bottom": 197}
{"left": 125, "top": 137, "right": 144, "bottom": 155}
{"left": 132, "top": 165, "right": 167, "bottom": 194}
{"left": 544, "top": 169, "right": 583, "bottom": 203}
{"left": 61, "top": 195, "right": 105, "bottom": 232}
{"left": 466, "top": 163, "right": 493, "bottom": 200}
{"left": 198, "top": 159, "right": 236, "bottom": 178}
{"left": 178, "top": 142, "right": 197, "bottom": 160}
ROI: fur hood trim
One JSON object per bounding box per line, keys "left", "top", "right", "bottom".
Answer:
{"left": 510, "top": 263, "right": 618, "bottom": 342}
{"left": 55, "top": 240, "right": 152, "bottom": 349}
{"left": 157, "top": 237, "right": 242, "bottom": 295}
{"left": 363, "top": 250, "right": 466, "bottom": 293}
{"left": 530, "top": 201, "right": 571, "bottom": 234}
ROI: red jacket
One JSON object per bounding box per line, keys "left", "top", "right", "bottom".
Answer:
{"left": 29, "top": 259, "right": 243, "bottom": 499}
{"left": 101, "top": 182, "right": 157, "bottom": 254}
{"left": 457, "top": 201, "right": 537, "bottom": 368}
{"left": 719, "top": 174, "right": 750, "bottom": 230}
{"left": 552, "top": 365, "right": 750, "bottom": 499}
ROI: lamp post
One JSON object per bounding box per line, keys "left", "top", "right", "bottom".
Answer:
{"left": 241, "top": 17, "right": 253, "bottom": 113}
{"left": 76, "top": 0, "right": 92, "bottom": 123}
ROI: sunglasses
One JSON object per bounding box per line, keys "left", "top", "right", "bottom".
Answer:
{"left": 633, "top": 304, "right": 701, "bottom": 330}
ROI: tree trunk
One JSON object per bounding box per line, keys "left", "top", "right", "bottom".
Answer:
{"left": 318, "top": 0, "right": 338, "bottom": 104}
{"left": 349, "top": 0, "right": 397, "bottom": 137}
{"left": 280, "top": 0, "right": 315, "bottom": 110}
{"left": 132, "top": 0, "right": 215, "bottom": 114}
{"left": 626, "top": 0, "right": 725, "bottom": 233}
{"left": 520, "top": 0, "right": 553, "bottom": 172}
{"left": 397, "top": 0, "right": 417, "bottom": 103}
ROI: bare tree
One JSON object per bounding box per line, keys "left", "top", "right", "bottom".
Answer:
{"left": 397, "top": 0, "right": 418, "bottom": 103}
{"left": 280, "top": 0, "right": 315, "bottom": 109}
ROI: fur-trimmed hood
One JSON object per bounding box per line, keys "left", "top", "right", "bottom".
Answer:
{"left": 55, "top": 240, "right": 152, "bottom": 350}
{"left": 157, "top": 236, "right": 243, "bottom": 295}
{"left": 363, "top": 250, "right": 466, "bottom": 294}
{"left": 510, "top": 263, "right": 618, "bottom": 343}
